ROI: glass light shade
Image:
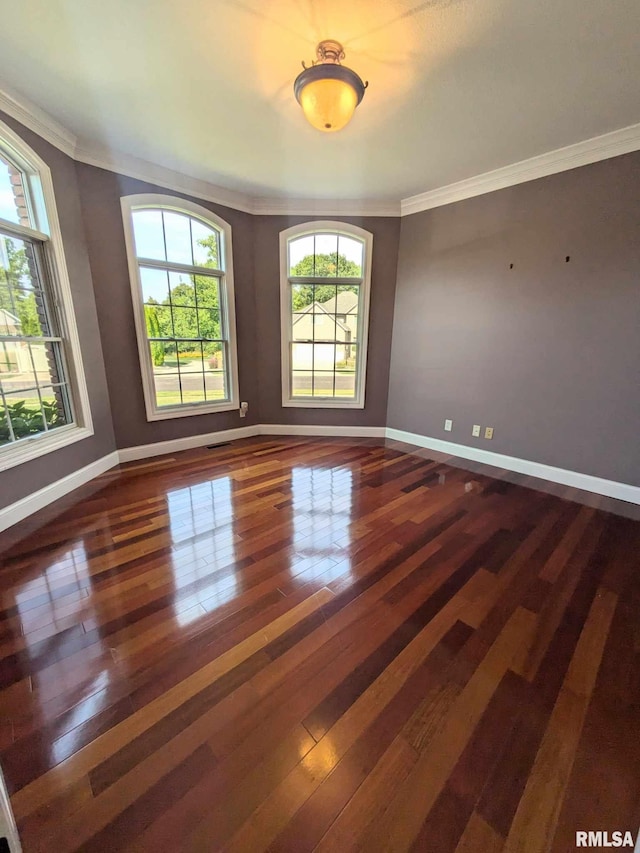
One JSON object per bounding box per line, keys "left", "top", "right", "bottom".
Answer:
{"left": 299, "top": 77, "right": 359, "bottom": 132}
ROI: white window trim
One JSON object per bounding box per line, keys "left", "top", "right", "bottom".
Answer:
{"left": 279, "top": 220, "right": 373, "bottom": 409}
{"left": 0, "top": 118, "right": 93, "bottom": 472}
{"left": 121, "top": 194, "right": 240, "bottom": 421}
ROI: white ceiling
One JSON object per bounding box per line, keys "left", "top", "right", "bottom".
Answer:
{"left": 0, "top": 0, "right": 638, "bottom": 202}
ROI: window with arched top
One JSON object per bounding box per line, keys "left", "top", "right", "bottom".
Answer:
{"left": 280, "top": 221, "right": 373, "bottom": 408}
{"left": 121, "top": 195, "right": 239, "bottom": 421}
{"left": 0, "top": 119, "right": 92, "bottom": 470}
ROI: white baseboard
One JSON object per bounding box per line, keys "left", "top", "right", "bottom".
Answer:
{"left": 386, "top": 428, "right": 640, "bottom": 505}
{"left": 117, "top": 425, "right": 258, "bottom": 463}
{"left": 0, "top": 451, "right": 120, "bottom": 532}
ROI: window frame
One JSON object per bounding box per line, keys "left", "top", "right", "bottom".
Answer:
{"left": 121, "top": 194, "right": 240, "bottom": 421}
{"left": 279, "top": 220, "right": 373, "bottom": 409}
{"left": 0, "top": 119, "right": 93, "bottom": 472}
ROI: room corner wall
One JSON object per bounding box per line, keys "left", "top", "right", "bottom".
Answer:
{"left": 387, "top": 151, "right": 640, "bottom": 487}
{"left": 0, "top": 111, "right": 116, "bottom": 512}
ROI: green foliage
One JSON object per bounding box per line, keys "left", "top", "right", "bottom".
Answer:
{"left": 0, "top": 239, "right": 44, "bottom": 335}
{"left": 290, "top": 254, "right": 359, "bottom": 310}
{"left": 144, "top": 304, "right": 165, "bottom": 365}
{"left": 0, "top": 398, "right": 64, "bottom": 444}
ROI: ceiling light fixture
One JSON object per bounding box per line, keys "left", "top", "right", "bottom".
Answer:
{"left": 294, "top": 40, "right": 367, "bottom": 133}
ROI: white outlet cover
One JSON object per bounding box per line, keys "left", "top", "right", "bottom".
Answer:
{"left": 444, "top": 419, "right": 453, "bottom": 432}
{"left": 472, "top": 425, "right": 481, "bottom": 437}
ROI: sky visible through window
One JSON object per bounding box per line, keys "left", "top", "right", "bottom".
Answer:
{"left": 132, "top": 210, "right": 218, "bottom": 268}
{"left": 289, "top": 233, "right": 363, "bottom": 274}
{"left": 0, "top": 156, "right": 20, "bottom": 224}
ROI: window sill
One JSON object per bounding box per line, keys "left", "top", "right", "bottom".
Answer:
{"left": 146, "top": 401, "right": 240, "bottom": 421}
{"left": 282, "top": 398, "right": 365, "bottom": 410}
{"left": 0, "top": 424, "right": 94, "bottom": 472}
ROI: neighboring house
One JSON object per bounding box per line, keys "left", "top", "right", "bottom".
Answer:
{"left": 319, "top": 290, "right": 359, "bottom": 341}
{"left": 292, "top": 297, "right": 356, "bottom": 370}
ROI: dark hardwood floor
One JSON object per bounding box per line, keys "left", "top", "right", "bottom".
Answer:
{"left": 0, "top": 436, "right": 638, "bottom": 852}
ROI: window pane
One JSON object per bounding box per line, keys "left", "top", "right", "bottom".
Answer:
{"left": 177, "top": 340, "right": 203, "bottom": 368}
{"left": 291, "top": 371, "right": 313, "bottom": 397}
{"left": 168, "top": 271, "right": 195, "bottom": 306}
{"left": 337, "top": 342, "right": 357, "bottom": 398}
{"left": 33, "top": 342, "right": 64, "bottom": 386}
{"left": 0, "top": 233, "right": 47, "bottom": 336}
{"left": 191, "top": 220, "right": 220, "bottom": 268}
{"left": 178, "top": 365, "right": 205, "bottom": 404}
{"left": 291, "top": 342, "right": 313, "bottom": 372}
{"left": 40, "top": 385, "right": 72, "bottom": 429}
{"left": 291, "top": 284, "right": 313, "bottom": 311}
{"left": 132, "top": 210, "right": 166, "bottom": 260}
{"left": 163, "top": 212, "right": 193, "bottom": 266}
{"left": 145, "top": 303, "right": 173, "bottom": 339}
{"left": 5, "top": 388, "right": 45, "bottom": 439}
{"left": 313, "top": 313, "right": 339, "bottom": 342}
{"left": 197, "top": 307, "right": 220, "bottom": 339}
{"left": 0, "top": 153, "right": 29, "bottom": 226}
{"left": 154, "top": 372, "right": 181, "bottom": 408}
{"left": 140, "top": 266, "right": 170, "bottom": 305}
{"left": 194, "top": 274, "right": 219, "bottom": 308}
{"left": 204, "top": 342, "right": 226, "bottom": 401}
{"left": 171, "top": 306, "right": 199, "bottom": 339}
{"left": 313, "top": 234, "right": 339, "bottom": 277}
{"left": 337, "top": 235, "right": 363, "bottom": 276}
{"left": 314, "top": 284, "right": 337, "bottom": 312}
{"left": 289, "top": 235, "right": 315, "bottom": 275}
{"left": 149, "top": 340, "right": 176, "bottom": 374}
{"left": 292, "top": 312, "right": 312, "bottom": 342}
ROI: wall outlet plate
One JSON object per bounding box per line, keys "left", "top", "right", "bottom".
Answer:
{"left": 485, "top": 427, "right": 494, "bottom": 439}
{"left": 472, "top": 425, "right": 481, "bottom": 437}
{"left": 444, "top": 419, "right": 453, "bottom": 432}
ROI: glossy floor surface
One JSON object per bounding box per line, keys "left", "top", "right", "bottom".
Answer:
{"left": 0, "top": 437, "right": 639, "bottom": 852}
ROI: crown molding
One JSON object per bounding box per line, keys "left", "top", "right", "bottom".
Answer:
{"left": 251, "top": 196, "right": 401, "bottom": 217}
{"left": 74, "top": 144, "right": 256, "bottom": 214}
{"left": 2, "top": 83, "right": 639, "bottom": 219}
{"left": 0, "top": 83, "right": 77, "bottom": 158}
{"left": 401, "top": 122, "right": 640, "bottom": 216}
{"left": 75, "top": 144, "right": 401, "bottom": 216}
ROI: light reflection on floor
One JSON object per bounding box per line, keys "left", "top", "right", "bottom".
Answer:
{"left": 167, "top": 477, "right": 238, "bottom": 624}
{"left": 290, "top": 466, "right": 353, "bottom": 586}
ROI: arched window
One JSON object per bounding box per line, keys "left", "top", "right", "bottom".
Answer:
{"left": 0, "top": 119, "right": 92, "bottom": 470}
{"left": 280, "top": 221, "right": 373, "bottom": 408}
{"left": 121, "top": 195, "right": 239, "bottom": 420}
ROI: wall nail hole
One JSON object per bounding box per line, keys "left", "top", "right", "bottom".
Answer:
{"left": 509, "top": 263, "right": 514, "bottom": 269}
{"left": 565, "top": 256, "right": 570, "bottom": 262}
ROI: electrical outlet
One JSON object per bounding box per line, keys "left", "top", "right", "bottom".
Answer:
{"left": 485, "top": 427, "right": 494, "bottom": 440}
{"left": 472, "top": 425, "right": 481, "bottom": 437}
{"left": 444, "top": 419, "right": 453, "bottom": 432}
{"left": 239, "top": 401, "right": 249, "bottom": 418}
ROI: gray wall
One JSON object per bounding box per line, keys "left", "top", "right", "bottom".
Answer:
{"left": 0, "top": 112, "right": 115, "bottom": 511}
{"left": 255, "top": 215, "right": 401, "bottom": 427}
{"left": 75, "top": 164, "right": 260, "bottom": 449}
{"left": 387, "top": 152, "right": 640, "bottom": 486}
